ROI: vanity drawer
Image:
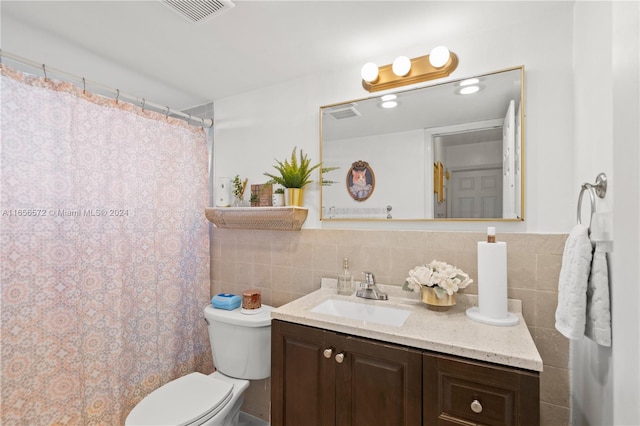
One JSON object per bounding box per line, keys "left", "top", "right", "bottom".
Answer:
{"left": 423, "top": 353, "right": 539, "bottom": 426}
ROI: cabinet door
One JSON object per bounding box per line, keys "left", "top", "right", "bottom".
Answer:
{"left": 271, "top": 320, "right": 337, "bottom": 426}
{"left": 423, "top": 352, "right": 540, "bottom": 426}
{"left": 336, "top": 335, "right": 423, "bottom": 426}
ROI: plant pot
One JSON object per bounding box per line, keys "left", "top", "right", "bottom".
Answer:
{"left": 233, "top": 196, "right": 249, "bottom": 207}
{"left": 286, "top": 188, "right": 304, "bottom": 207}
{"left": 421, "top": 286, "right": 456, "bottom": 309}
{"left": 272, "top": 193, "right": 285, "bottom": 207}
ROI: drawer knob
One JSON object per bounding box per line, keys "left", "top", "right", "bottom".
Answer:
{"left": 470, "top": 399, "right": 483, "bottom": 414}
{"left": 323, "top": 348, "right": 333, "bottom": 359}
{"left": 335, "top": 352, "right": 345, "bottom": 363}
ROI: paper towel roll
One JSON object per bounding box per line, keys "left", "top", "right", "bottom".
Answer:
{"left": 216, "top": 177, "right": 231, "bottom": 207}
{"left": 476, "top": 241, "right": 508, "bottom": 319}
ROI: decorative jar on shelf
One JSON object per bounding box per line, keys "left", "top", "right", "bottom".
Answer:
{"left": 272, "top": 188, "right": 285, "bottom": 207}
{"left": 233, "top": 196, "right": 248, "bottom": 207}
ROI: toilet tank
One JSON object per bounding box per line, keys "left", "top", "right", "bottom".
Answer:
{"left": 204, "top": 305, "right": 273, "bottom": 380}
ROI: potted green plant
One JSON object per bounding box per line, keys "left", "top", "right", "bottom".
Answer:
{"left": 232, "top": 175, "right": 248, "bottom": 207}
{"left": 272, "top": 187, "right": 285, "bottom": 207}
{"left": 264, "top": 147, "right": 321, "bottom": 206}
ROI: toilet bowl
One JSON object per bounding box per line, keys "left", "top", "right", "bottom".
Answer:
{"left": 126, "top": 304, "right": 273, "bottom": 426}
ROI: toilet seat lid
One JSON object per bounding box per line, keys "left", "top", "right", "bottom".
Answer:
{"left": 126, "top": 372, "right": 233, "bottom": 426}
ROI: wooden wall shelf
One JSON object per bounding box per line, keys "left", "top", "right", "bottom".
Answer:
{"left": 205, "top": 207, "right": 308, "bottom": 231}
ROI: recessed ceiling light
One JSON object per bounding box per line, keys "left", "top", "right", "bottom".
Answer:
{"left": 459, "top": 86, "right": 480, "bottom": 95}
{"left": 460, "top": 78, "right": 480, "bottom": 86}
{"left": 380, "top": 101, "right": 399, "bottom": 109}
{"left": 381, "top": 94, "right": 397, "bottom": 102}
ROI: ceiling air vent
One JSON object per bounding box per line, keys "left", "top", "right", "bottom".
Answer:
{"left": 163, "top": 0, "right": 235, "bottom": 23}
{"left": 324, "top": 103, "right": 361, "bottom": 120}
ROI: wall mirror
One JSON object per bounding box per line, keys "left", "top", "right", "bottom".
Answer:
{"left": 320, "top": 66, "right": 524, "bottom": 221}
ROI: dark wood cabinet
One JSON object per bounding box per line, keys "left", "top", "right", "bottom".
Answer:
{"left": 271, "top": 318, "right": 335, "bottom": 426}
{"left": 271, "top": 320, "right": 540, "bottom": 426}
{"left": 423, "top": 352, "right": 540, "bottom": 426}
{"left": 271, "top": 320, "right": 422, "bottom": 426}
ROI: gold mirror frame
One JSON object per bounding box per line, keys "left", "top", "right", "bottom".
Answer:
{"left": 320, "top": 66, "right": 525, "bottom": 222}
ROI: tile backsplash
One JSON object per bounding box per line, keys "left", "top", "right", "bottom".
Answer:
{"left": 211, "top": 227, "right": 569, "bottom": 425}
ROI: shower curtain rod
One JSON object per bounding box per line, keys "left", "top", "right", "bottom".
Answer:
{"left": 0, "top": 50, "right": 213, "bottom": 128}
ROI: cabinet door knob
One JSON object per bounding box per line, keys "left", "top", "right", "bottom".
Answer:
{"left": 323, "top": 348, "right": 333, "bottom": 359}
{"left": 470, "top": 399, "right": 483, "bottom": 414}
{"left": 335, "top": 352, "right": 345, "bottom": 363}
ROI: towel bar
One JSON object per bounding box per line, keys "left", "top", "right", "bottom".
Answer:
{"left": 577, "top": 172, "right": 607, "bottom": 231}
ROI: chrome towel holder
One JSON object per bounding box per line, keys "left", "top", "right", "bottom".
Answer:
{"left": 577, "top": 172, "right": 607, "bottom": 232}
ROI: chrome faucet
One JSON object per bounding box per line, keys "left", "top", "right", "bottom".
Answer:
{"left": 356, "top": 272, "right": 388, "bottom": 300}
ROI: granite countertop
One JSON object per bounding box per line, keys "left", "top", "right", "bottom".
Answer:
{"left": 271, "top": 279, "right": 543, "bottom": 372}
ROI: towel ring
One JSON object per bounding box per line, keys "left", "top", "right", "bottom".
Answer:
{"left": 577, "top": 172, "right": 607, "bottom": 231}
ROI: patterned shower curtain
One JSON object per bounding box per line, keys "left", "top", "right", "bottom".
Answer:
{"left": 0, "top": 65, "right": 214, "bottom": 425}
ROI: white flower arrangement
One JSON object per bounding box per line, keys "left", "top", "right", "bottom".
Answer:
{"left": 404, "top": 260, "right": 473, "bottom": 296}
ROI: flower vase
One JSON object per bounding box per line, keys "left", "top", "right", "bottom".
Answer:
{"left": 233, "top": 196, "right": 248, "bottom": 207}
{"left": 421, "top": 286, "right": 456, "bottom": 310}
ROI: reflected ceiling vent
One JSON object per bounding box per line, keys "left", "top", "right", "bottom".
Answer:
{"left": 163, "top": 0, "right": 235, "bottom": 23}
{"left": 324, "top": 103, "right": 361, "bottom": 120}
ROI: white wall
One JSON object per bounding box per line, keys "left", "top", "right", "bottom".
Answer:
{"left": 1, "top": 13, "right": 207, "bottom": 110}
{"left": 323, "top": 129, "right": 425, "bottom": 219}
{"left": 214, "top": 4, "right": 576, "bottom": 232}
{"left": 571, "top": 1, "right": 640, "bottom": 425}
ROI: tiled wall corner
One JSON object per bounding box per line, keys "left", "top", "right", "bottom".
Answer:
{"left": 210, "top": 227, "right": 569, "bottom": 424}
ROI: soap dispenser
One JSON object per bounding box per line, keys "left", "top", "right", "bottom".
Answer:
{"left": 337, "top": 257, "right": 354, "bottom": 295}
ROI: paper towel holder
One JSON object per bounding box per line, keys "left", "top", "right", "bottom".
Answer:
{"left": 466, "top": 306, "right": 519, "bottom": 326}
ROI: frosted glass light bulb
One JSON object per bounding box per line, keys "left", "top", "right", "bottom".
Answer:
{"left": 361, "top": 62, "right": 379, "bottom": 83}
{"left": 392, "top": 56, "right": 411, "bottom": 76}
{"left": 429, "top": 46, "right": 450, "bottom": 68}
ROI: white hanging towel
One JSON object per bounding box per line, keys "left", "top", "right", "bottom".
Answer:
{"left": 555, "top": 224, "right": 593, "bottom": 340}
{"left": 585, "top": 243, "right": 612, "bottom": 346}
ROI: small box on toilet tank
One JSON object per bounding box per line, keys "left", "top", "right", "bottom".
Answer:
{"left": 211, "top": 293, "right": 242, "bottom": 310}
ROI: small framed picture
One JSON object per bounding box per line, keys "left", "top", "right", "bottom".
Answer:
{"left": 347, "top": 161, "right": 375, "bottom": 202}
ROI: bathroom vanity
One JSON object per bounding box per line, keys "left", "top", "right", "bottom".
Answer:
{"left": 270, "top": 281, "right": 542, "bottom": 426}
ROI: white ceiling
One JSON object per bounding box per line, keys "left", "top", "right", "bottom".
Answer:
{"left": 1, "top": 1, "right": 569, "bottom": 110}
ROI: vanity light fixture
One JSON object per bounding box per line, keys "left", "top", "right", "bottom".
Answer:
{"left": 361, "top": 46, "right": 458, "bottom": 92}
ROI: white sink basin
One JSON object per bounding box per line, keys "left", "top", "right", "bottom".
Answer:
{"left": 310, "top": 298, "right": 411, "bottom": 327}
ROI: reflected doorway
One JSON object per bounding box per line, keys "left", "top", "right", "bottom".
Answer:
{"left": 432, "top": 126, "right": 503, "bottom": 218}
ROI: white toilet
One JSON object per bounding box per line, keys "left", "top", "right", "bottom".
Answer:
{"left": 126, "top": 304, "right": 273, "bottom": 426}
